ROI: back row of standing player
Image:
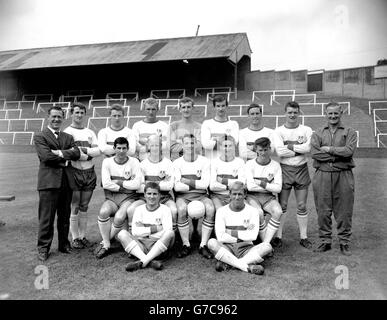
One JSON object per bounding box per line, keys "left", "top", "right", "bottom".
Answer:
{"left": 64, "top": 95, "right": 356, "bottom": 262}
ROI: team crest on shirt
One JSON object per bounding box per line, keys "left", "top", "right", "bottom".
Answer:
{"left": 156, "top": 129, "right": 162, "bottom": 136}
{"left": 124, "top": 169, "right": 132, "bottom": 180}
{"left": 88, "top": 136, "right": 93, "bottom": 145}
{"left": 243, "top": 219, "right": 250, "bottom": 228}
{"left": 159, "top": 170, "right": 166, "bottom": 179}
{"left": 232, "top": 169, "right": 238, "bottom": 177}
{"left": 267, "top": 173, "right": 274, "bottom": 182}
{"left": 225, "top": 129, "right": 232, "bottom": 135}
{"left": 196, "top": 170, "right": 202, "bottom": 178}
{"left": 156, "top": 218, "right": 162, "bottom": 225}
{"left": 297, "top": 136, "right": 306, "bottom": 144}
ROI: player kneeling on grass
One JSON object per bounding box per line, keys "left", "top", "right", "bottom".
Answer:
{"left": 119, "top": 182, "right": 175, "bottom": 271}
{"left": 126, "top": 134, "right": 178, "bottom": 235}
{"left": 208, "top": 181, "right": 272, "bottom": 275}
{"left": 95, "top": 137, "right": 142, "bottom": 259}
{"left": 245, "top": 137, "right": 283, "bottom": 246}
{"left": 173, "top": 134, "right": 215, "bottom": 259}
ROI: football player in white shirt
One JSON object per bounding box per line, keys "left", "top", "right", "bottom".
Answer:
{"left": 118, "top": 182, "right": 175, "bottom": 271}
{"left": 201, "top": 95, "right": 239, "bottom": 159}
{"left": 126, "top": 134, "right": 177, "bottom": 234}
{"left": 94, "top": 137, "right": 142, "bottom": 259}
{"left": 131, "top": 97, "right": 169, "bottom": 161}
{"left": 207, "top": 181, "right": 272, "bottom": 275}
{"left": 245, "top": 137, "right": 283, "bottom": 245}
{"left": 64, "top": 103, "right": 101, "bottom": 249}
{"left": 209, "top": 135, "right": 246, "bottom": 211}
{"left": 169, "top": 97, "right": 202, "bottom": 161}
{"left": 273, "top": 101, "right": 313, "bottom": 249}
{"left": 173, "top": 134, "right": 215, "bottom": 259}
{"left": 97, "top": 104, "right": 136, "bottom": 157}
{"left": 239, "top": 103, "right": 275, "bottom": 161}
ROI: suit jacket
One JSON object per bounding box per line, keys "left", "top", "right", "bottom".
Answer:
{"left": 34, "top": 128, "right": 81, "bottom": 190}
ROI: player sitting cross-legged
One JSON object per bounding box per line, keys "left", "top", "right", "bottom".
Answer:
{"left": 173, "top": 134, "right": 215, "bottom": 259}
{"left": 245, "top": 137, "right": 283, "bottom": 245}
{"left": 207, "top": 181, "right": 272, "bottom": 275}
{"left": 94, "top": 137, "right": 142, "bottom": 259}
{"left": 118, "top": 182, "right": 175, "bottom": 271}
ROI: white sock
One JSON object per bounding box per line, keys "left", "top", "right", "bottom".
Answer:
{"left": 142, "top": 240, "right": 167, "bottom": 267}
{"left": 178, "top": 220, "right": 190, "bottom": 247}
{"left": 124, "top": 240, "right": 146, "bottom": 262}
{"left": 98, "top": 217, "right": 111, "bottom": 249}
{"left": 264, "top": 218, "right": 280, "bottom": 243}
{"left": 78, "top": 211, "right": 88, "bottom": 239}
{"left": 70, "top": 214, "right": 80, "bottom": 240}
{"left": 297, "top": 209, "right": 308, "bottom": 239}
{"left": 200, "top": 219, "right": 214, "bottom": 248}
{"left": 110, "top": 222, "right": 125, "bottom": 239}
{"left": 215, "top": 247, "right": 248, "bottom": 272}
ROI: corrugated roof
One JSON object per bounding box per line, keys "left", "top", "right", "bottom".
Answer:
{"left": 0, "top": 33, "right": 251, "bottom": 71}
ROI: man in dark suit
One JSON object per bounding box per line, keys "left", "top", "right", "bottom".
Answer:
{"left": 34, "top": 106, "right": 81, "bottom": 261}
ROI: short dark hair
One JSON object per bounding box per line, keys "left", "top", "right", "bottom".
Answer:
{"left": 110, "top": 104, "right": 125, "bottom": 115}
{"left": 254, "top": 137, "right": 271, "bottom": 149}
{"left": 70, "top": 102, "right": 87, "bottom": 114}
{"left": 247, "top": 103, "right": 262, "bottom": 115}
{"left": 144, "top": 181, "right": 160, "bottom": 194}
{"left": 179, "top": 97, "right": 194, "bottom": 108}
{"left": 48, "top": 106, "right": 65, "bottom": 117}
{"left": 212, "top": 94, "right": 228, "bottom": 107}
{"left": 285, "top": 101, "right": 300, "bottom": 112}
{"left": 113, "top": 137, "right": 129, "bottom": 148}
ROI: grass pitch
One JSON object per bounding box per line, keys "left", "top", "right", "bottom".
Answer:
{"left": 0, "top": 152, "right": 386, "bottom": 300}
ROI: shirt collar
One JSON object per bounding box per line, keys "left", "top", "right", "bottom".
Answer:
{"left": 323, "top": 121, "right": 345, "bottom": 129}
{"left": 47, "top": 126, "right": 59, "bottom": 135}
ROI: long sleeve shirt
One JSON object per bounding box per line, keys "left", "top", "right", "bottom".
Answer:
{"left": 274, "top": 124, "right": 312, "bottom": 166}
{"left": 215, "top": 204, "right": 260, "bottom": 243}
{"left": 132, "top": 204, "right": 172, "bottom": 239}
{"left": 139, "top": 157, "right": 174, "bottom": 193}
{"left": 245, "top": 158, "right": 282, "bottom": 194}
{"left": 173, "top": 155, "right": 210, "bottom": 194}
{"left": 238, "top": 127, "right": 275, "bottom": 161}
{"left": 310, "top": 122, "right": 357, "bottom": 172}
{"left": 97, "top": 126, "right": 137, "bottom": 157}
{"left": 101, "top": 156, "right": 142, "bottom": 193}
{"left": 201, "top": 119, "right": 239, "bottom": 159}
{"left": 64, "top": 126, "right": 100, "bottom": 170}
{"left": 210, "top": 157, "right": 246, "bottom": 195}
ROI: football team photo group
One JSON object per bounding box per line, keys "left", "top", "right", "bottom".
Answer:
{"left": 32, "top": 95, "right": 356, "bottom": 277}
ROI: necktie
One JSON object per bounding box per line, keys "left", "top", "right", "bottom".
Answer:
{"left": 54, "top": 131, "right": 59, "bottom": 138}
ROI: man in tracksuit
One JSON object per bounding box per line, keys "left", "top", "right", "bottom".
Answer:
{"left": 310, "top": 102, "right": 357, "bottom": 256}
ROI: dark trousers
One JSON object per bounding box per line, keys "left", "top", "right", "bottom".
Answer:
{"left": 37, "top": 176, "right": 73, "bottom": 251}
{"left": 312, "top": 169, "right": 354, "bottom": 245}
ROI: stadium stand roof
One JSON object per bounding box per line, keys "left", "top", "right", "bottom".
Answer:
{"left": 0, "top": 33, "right": 251, "bottom": 71}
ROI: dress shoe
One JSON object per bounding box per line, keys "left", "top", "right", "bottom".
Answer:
{"left": 58, "top": 244, "right": 72, "bottom": 254}
{"left": 271, "top": 237, "right": 283, "bottom": 248}
{"left": 300, "top": 238, "right": 313, "bottom": 249}
{"left": 38, "top": 249, "right": 49, "bottom": 261}
{"left": 314, "top": 242, "right": 331, "bottom": 252}
{"left": 340, "top": 244, "right": 352, "bottom": 256}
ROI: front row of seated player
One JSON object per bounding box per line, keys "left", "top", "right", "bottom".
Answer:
{"left": 94, "top": 135, "right": 281, "bottom": 275}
